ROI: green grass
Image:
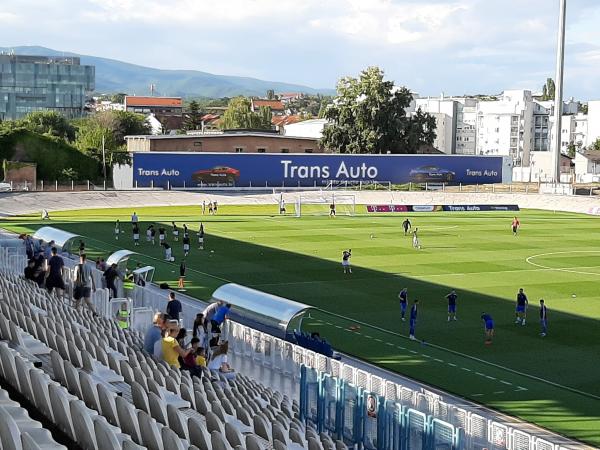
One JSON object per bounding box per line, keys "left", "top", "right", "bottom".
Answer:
{"left": 3, "top": 205, "right": 600, "bottom": 444}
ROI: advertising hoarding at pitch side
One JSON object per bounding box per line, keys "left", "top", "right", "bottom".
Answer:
{"left": 132, "top": 152, "right": 508, "bottom": 187}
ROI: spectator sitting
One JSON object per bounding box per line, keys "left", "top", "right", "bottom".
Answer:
{"left": 182, "top": 337, "right": 205, "bottom": 378}
{"left": 144, "top": 313, "right": 167, "bottom": 354}
{"left": 161, "top": 323, "right": 192, "bottom": 369}
{"left": 176, "top": 328, "right": 188, "bottom": 348}
{"left": 207, "top": 341, "right": 235, "bottom": 380}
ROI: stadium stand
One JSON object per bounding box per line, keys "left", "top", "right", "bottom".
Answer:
{"left": 0, "top": 229, "right": 584, "bottom": 450}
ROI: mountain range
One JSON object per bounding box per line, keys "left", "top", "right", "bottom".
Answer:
{"left": 0, "top": 46, "right": 334, "bottom": 98}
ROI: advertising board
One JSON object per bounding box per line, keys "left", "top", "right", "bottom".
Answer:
{"left": 132, "top": 152, "right": 505, "bottom": 187}
{"left": 366, "top": 204, "right": 520, "bottom": 213}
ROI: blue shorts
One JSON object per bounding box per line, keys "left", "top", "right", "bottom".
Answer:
{"left": 400, "top": 302, "right": 407, "bottom": 312}
{"left": 516, "top": 305, "right": 526, "bottom": 313}
{"left": 485, "top": 320, "right": 494, "bottom": 330}
{"left": 448, "top": 304, "right": 456, "bottom": 313}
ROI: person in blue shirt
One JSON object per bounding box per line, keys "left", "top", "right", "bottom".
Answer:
{"left": 398, "top": 288, "right": 408, "bottom": 321}
{"left": 409, "top": 299, "right": 419, "bottom": 340}
{"left": 481, "top": 313, "right": 494, "bottom": 344}
{"left": 539, "top": 299, "right": 548, "bottom": 337}
{"left": 515, "top": 288, "right": 528, "bottom": 326}
{"left": 446, "top": 290, "right": 458, "bottom": 321}
{"left": 211, "top": 303, "right": 231, "bottom": 334}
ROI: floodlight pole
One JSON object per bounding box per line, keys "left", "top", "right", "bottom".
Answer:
{"left": 552, "top": 0, "right": 567, "bottom": 184}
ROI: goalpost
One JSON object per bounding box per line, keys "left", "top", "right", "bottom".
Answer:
{"left": 294, "top": 193, "right": 356, "bottom": 217}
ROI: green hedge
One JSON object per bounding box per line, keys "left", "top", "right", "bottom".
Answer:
{"left": 0, "top": 128, "right": 101, "bottom": 181}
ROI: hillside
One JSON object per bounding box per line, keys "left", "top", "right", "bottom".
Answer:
{"left": 0, "top": 46, "right": 334, "bottom": 98}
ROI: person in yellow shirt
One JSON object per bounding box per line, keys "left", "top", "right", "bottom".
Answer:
{"left": 162, "top": 324, "right": 191, "bottom": 369}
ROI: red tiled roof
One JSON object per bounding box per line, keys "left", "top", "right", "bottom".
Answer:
{"left": 271, "top": 115, "right": 303, "bottom": 126}
{"left": 252, "top": 100, "right": 285, "bottom": 110}
{"left": 201, "top": 114, "right": 220, "bottom": 121}
{"left": 125, "top": 96, "right": 182, "bottom": 107}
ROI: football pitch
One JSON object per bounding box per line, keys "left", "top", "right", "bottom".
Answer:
{"left": 3, "top": 205, "right": 600, "bottom": 445}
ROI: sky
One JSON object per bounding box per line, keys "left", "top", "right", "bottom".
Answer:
{"left": 1, "top": 0, "right": 600, "bottom": 99}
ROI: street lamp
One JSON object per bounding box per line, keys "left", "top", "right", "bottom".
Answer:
{"left": 552, "top": 0, "right": 567, "bottom": 184}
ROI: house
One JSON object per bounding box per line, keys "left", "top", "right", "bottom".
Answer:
{"left": 575, "top": 150, "right": 600, "bottom": 183}
{"left": 271, "top": 115, "right": 303, "bottom": 131}
{"left": 278, "top": 93, "right": 303, "bottom": 103}
{"left": 250, "top": 99, "right": 286, "bottom": 115}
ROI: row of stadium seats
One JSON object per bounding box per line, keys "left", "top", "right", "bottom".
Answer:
{"left": 0, "top": 270, "right": 348, "bottom": 450}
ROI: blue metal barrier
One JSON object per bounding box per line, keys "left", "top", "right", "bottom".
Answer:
{"left": 340, "top": 380, "right": 361, "bottom": 446}
{"left": 321, "top": 373, "right": 340, "bottom": 437}
{"left": 300, "top": 365, "right": 464, "bottom": 450}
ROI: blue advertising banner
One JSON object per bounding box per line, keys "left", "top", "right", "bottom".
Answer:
{"left": 132, "top": 152, "right": 505, "bottom": 187}
{"left": 366, "top": 204, "right": 520, "bottom": 213}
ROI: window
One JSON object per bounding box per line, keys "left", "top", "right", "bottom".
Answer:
{"left": 257, "top": 148, "right": 266, "bottom": 153}
{"left": 193, "top": 142, "right": 202, "bottom": 147}
{"left": 235, "top": 147, "right": 243, "bottom": 153}
{"left": 304, "top": 148, "right": 313, "bottom": 153}
{"left": 281, "top": 148, "right": 289, "bottom": 153}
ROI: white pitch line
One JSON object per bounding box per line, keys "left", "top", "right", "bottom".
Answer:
{"left": 500, "top": 380, "right": 513, "bottom": 386}
{"left": 447, "top": 363, "right": 457, "bottom": 367}
{"left": 526, "top": 250, "right": 600, "bottom": 277}
{"left": 493, "top": 391, "right": 505, "bottom": 395}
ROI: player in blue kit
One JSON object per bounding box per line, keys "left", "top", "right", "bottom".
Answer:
{"left": 515, "top": 288, "right": 528, "bottom": 325}
{"left": 398, "top": 288, "right": 408, "bottom": 321}
{"left": 409, "top": 299, "right": 419, "bottom": 340}
{"left": 446, "top": 290, "right": 458, "bottom": 321}
{"left": 481, "top": 313, "right": 494, "bottom": 344}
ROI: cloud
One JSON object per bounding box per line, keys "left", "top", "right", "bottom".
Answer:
{"left": 0, "top": 0, "right": 599, "bottom": 99}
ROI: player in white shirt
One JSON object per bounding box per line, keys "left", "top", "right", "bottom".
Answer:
{"left": 342, "top": 249, "right": 352, "bottom": 274}
{"left": 412, "top": 228, "right": 421, "bottom": 249}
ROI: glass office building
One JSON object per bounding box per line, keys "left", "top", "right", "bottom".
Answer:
{"left": 0, "top": 54, "right": 95, "bottom": 120}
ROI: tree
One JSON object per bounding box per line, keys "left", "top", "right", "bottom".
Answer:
{"left": 19, "top": 111, "right": 76, "bottom": 141}
{"left": 320, "top": 66, "right": 436, "bottom": 154}
{"left": 567, "top": 142, "right": 576, "bottom": 159}
{"left": 182, "top": 100, "right": 203, "bottom": 131}
{"left": 589, "top": 138, "right": 600, "bottom": 152}
{"left": 541, "top": 78, "right": 556, "bottom": 101}
{"left": 111, "top": 93, "right": 127, "bottom": 104}
{"left": 266, "top": 90, "right": 275, "bottom": 100}
{"left": 219, "top": 97, "right": 272, "bottom": 130}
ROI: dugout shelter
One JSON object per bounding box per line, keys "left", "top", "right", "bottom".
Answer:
{"left": 211, "top": 283, "right": 313, "bottom": 339}
{"left": 33, "top": 226, "right": 81, "bottom": 254}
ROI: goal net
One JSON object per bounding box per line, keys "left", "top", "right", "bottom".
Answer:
{"left": 295, "top": 194, "right": 356, "bottom": 217}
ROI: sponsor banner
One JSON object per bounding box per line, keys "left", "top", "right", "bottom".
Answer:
{"left": 132, "top": 152, "right": 505, "bottom": 187}
{"left": 366, "top": 204, "right": 520, "bottom": 213}
{"left": 366, "top": 205, "right": 409, "bottom": 213}
{"left": 442, "top": 205, "right": 520, "bottom": 212}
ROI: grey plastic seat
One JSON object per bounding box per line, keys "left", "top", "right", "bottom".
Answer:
{"left": 224, "top": 422, "right": 244, "bottom": 448}
{"left": 148, "top": 391, "right": 169, "bottom": 427}
{"left": 82, "top": 349, "right": 124, "bottom": 383}
{"left": 161, "top": 427, "right": 187, "bottom": 450}
{"left": 14, "top": 356, "right": 35, "bottom": 403}
{"left": 0, "top": 343, "right": 20, "bottom": 390}
{"left": 48, "top": 384, "right": 76, "bottom": 440}
{"left": 308, "top": 437, "right": 324, "bottom": 450}
{"left": 180, "top": 382, "right": 196, "bottom": 409}
{"left": 195, "top": 390, "right": 210, "bottom": 415}
{"left": 147, "top": 378, "right": 190, "bottom": 409}
{"left": 116, "top": 396, "right": 142, "bottom": 444}
{"left": 188, "top": 416, "right": 212, "bottom": 450}
{"left": 290, "top": 427, "right": 307, "bottom": 446}
{"left": 122, "top": 440, "right": 147, "bottom": 450}
{"left": 131, "top": 381, "right": 150, "bottom": 414}
{"left": 273, "top": 440, "right": 287, "bottom": 450}
{"left": 211, "top": 431, "right": 233, "bottom": 450}
{"left": 0, "top": 411, "right": 65, "bottom": 450}
{"left": 9, "top": 321, "right": 51, "bottom": 356}
{"left": 63, "top": 360, "right": 83, "bottom": 399}
{"left": 166, "top": 404, "right": 189, "bottom": 440}
{"left": 253, "top": 414, "right": 271, "bottom": 442}
{"left": 335, "top": 440, "right": 348, "bottom": 450}
{"left": 97, "top": 383, "right": 120, "bottom": 427}
{"left": 70, "top": 399, "right": 98, "bottom": 450}
{"left": 205, "top": 411, "right": 225, "bottom": 435}
{"left": 21, "top": 431, "right": 68, "bottom": 450}
{"left": 29, "top": 371, "right": 56, "bottom": 421}
{"left": 245, "top": 434, "right": 267, "bottom": 450}
{"left": 137, "top": 410, "right": 164, "bottom": 450}
{"left": 80, "top": 370, "right": 101, "bottom": 412}
{"left": 93, "top": 415, "right": 130, "bottom": 450}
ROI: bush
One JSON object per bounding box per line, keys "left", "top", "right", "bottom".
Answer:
{"left": 0, "top": 128, "right": 100, "bottom": 181}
